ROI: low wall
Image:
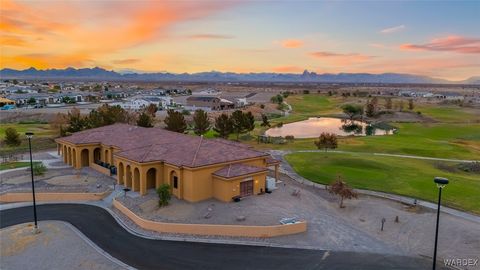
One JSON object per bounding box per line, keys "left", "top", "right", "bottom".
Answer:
{"left": 113, "top": 198, "right": 307, "bottom": 238}
{"left": 90, "top": 163, "right": 111, "bottom": 176}
{"left": 0, "top": 190, "right": 111, "bottom": 203}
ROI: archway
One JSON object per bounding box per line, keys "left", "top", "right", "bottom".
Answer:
{"left": 93, "top": 148, "right": 101, "bottom": 163}
{"left": 125, "top": 165, "right": 132, "bottom": 188}
{"left": 81, "top": 149, "right": 89, "bottom": 167}
{"left": 133, "top": 168, "right": 140, "bottom": 192}
{"left": 118, "top": 162, "right": 125, "bottom": 185}
{"left": 146, "top": 168, "right": 156, "bottom": 190}
{"left": 72, "top": 148, "right": 77, "bottom": 168}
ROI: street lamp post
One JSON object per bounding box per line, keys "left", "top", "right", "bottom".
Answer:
{"left": 432, "top": 177, "right": 449, "bottom": 270}
{"left": 26, "top": 132, "right": 39, "bottom": 233}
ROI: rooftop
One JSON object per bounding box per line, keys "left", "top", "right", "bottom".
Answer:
{"left": 213, "top": 163, "right": 267, "bottom": 179}
{"left": 57, "top": 124, "right": 268, "bottom": 168}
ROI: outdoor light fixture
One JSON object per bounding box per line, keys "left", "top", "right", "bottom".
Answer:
{"left": 432, "top": 177, "right": 449, "bottom": 270}
{"left": 25, "top": 132, "right": 39, "bottom": 233}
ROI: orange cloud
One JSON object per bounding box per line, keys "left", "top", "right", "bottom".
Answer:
{"left": 280, "top": 39, "right": 304, "bottom": 48}
{"left": 400, "top": 35, "right": 480, "bottom": 54}
{"left": 112, "top": 59, "right": 141, "bottom": 65}
{"left": 309, "top": 51, "right": 373, "bottom": 65}
{"left": 0, "top": 0, "right": 237, "bottom": 69}
{"left": 188, "top": 34, "right": 234, "bottom": 40}
{"left": 272, "top": 66, "right": 304, "bottom": 73}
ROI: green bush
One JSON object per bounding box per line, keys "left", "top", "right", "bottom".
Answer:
{"left": 156, "top": 184, "right": 171, "bottom": 207}
{"left": 32, "top": 162, "right": 47, "bottom": 176}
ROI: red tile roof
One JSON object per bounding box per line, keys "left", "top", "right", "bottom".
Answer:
{"left": 57, "top": 123, "right": 268, "bottom": 167}
{"left": 213, "top": 163, "right": 267, "bottom": 179}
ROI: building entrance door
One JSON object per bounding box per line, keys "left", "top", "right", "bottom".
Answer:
{"left": 240, "top": 180, "right": 253, "bottom": 197}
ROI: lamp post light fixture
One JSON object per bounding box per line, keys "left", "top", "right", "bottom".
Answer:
{"left": 26, "top": 132, "right": 39, "bottom": 233}
{"left": 432, "top": 177, "right": 449, "bottom": 270}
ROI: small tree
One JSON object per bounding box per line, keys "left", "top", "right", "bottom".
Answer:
{"left": 145, "top": 104, "right": 158, "bottom": 116}
{"left": 244, "top": 111, "right": 255, "bottom": 134}
{"left": 231, "top": 110, "right": 248, "bottom": 140}
{"left": 4, "top": 127, "right": 21, "bottom": 147}
{"left": 328, "top": 175, "right": 357, "bottom": 208}
{"left": 314, "top": 132, "right": 338, "bottom": 152}
{"left": 342, "top": 104, "right": 363, "bottom": 120}
{"left": 164, "top": 109, "right": 187, "bottom": 133}
{"left": 260, "top": 114, "right": 270, "bottom": 127}
{"left": 365, "top": 102, "right": 375, "bottom": 117}
{"left": 27, "top": 97, "right": 36, "bottom": 105}
{"left": 193, "top": 109, "right": 210, "bottom": 136}
{"left": 213, "top": 113, "right": 233, "bottom": 139}
{"left": 137, "top": 112, "right": 154, "bottom": 127}
{"left": 156, "top": 184, "right": 171, "bottom": 207}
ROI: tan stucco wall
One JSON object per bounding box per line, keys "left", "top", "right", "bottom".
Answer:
{"left": 0, "top": 191, "right": 111, "bottom": 202}
{"left": 113, "top": 198, "right": 307, "bottom": 237}
{"left": 212, "top": 172, "right": 267, "bottom": 202}
{"left": 57, "top": 141, "right": 270, "bottom": 203}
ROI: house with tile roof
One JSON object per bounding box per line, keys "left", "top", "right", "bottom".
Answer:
{"left": 55, "top": 124, "right": 280, "bottom": 202}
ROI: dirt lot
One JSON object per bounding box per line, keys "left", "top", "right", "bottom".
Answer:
{"left": 0, "top": 221, "right": 124, "bottom": 270}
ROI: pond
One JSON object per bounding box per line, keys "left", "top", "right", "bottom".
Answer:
{"left": 265, "top": 117, "right": 394, "bottom": 138}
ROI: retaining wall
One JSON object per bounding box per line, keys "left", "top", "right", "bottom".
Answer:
{"left": 113, "top": 198, "right": 307, "bottom": 238}
{"left": 0, "top": 190, "right": 111, "bottom": 202}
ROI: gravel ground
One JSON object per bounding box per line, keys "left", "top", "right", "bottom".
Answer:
{"left": 0, "top": 221, "right": 125, "bottom": 270}
{"left": 0, "top": 167, "right": 113, "bottom": 194}
{"left": 115, "top": 172, "right": 480, "bottom": 260}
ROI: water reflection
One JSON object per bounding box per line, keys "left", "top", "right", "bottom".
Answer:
{"left": 265, "top": 117, "right": 394, "bottom": 138}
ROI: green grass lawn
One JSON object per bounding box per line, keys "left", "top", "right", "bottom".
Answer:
{"left": 0, "top": 161, "right": 40, "bottom": 171}
{"left": 251, "top": 94, "right": 480, "bottom": 160}
{"left": 285, "top": 152, "right": 480, "bottom": 214}
{"left": 0, "top": 123, "right": 57, "bottom": 156}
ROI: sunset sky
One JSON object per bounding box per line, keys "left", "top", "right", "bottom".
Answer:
{"left": 1, "top": 0, "right": 479, "bottom": 80}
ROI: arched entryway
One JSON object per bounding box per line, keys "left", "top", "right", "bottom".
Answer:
{"left": 170, "top": 170, "right": 179, "bottom": 198}
{"left": 81, "top": 149, "right": 89, "bottom": 167}
{"left": 133, "top": 168, "right": 140, "bottom": 192}
{"left": 146, "top": 168, "right": 156, "bottom": 190}
{"left": 118, "top": 162, "right": 125, "bottom": 185}
{"left": 125, "top": 165, "right": 132, "bottom": 188}
{"left": 93, "top": 147, "right": 101, "bottom": 163}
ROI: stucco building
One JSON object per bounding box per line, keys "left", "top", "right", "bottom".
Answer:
{"left": 55, "top": 124, "right": 279, "bottom": 202}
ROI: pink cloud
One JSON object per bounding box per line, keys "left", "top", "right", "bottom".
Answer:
{"left": 112, "top": 58, "right": 141, "bottom": 65}
{"left": 400, "top": 35, "right": 480, "bottom": 54}
{"left": 309, "top": 51, "right": 373, "bottom": 65}
{"left": 280, "top": 39, "right": 304, "bottom": 48}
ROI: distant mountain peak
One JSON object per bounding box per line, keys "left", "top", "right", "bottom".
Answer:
{"left": 0, "top": 67, "right": 478, "bottom": 84}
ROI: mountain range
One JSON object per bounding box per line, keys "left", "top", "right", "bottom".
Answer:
{"left": 1, "top": 67, "right": 478, "bottom": 85}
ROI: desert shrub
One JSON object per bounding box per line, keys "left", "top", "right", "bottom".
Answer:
{"left": 157, "top": 184, "right": 171, "bottom": 207}
{"left": 32, "top": 162, "right": 47, "bottom": 176}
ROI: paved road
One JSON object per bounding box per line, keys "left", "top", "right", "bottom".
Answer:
{"left": 0, "top": 204, "right": 442, "bottom": 270}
